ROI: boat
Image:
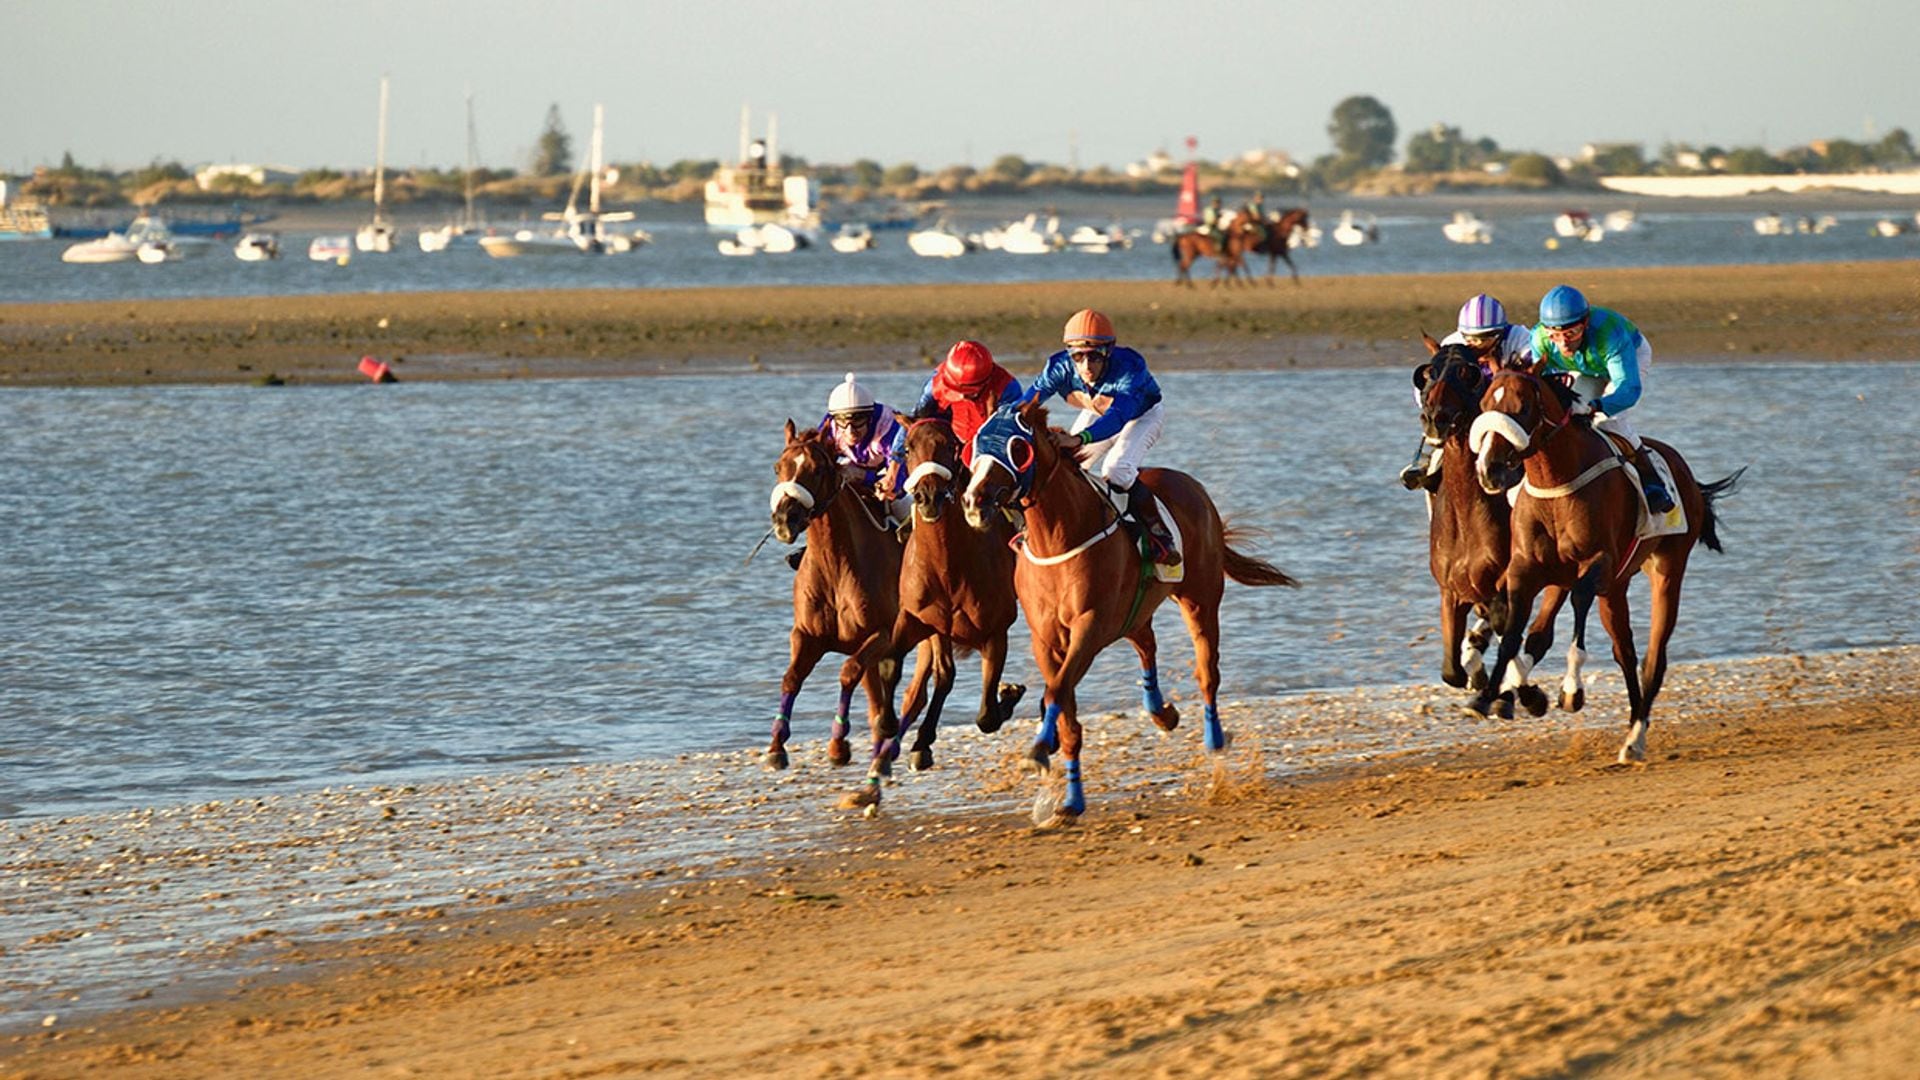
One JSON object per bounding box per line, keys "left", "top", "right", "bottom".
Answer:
{"left": 356, "top": 75, "right": 396, "bottom": 254}
{"left": 703, "top": 106, "right": 818, "bottom": 229}
{"left": 1601, "top": 209, "right": 1638, "bottom": 234}
{"left": 421, "top": 91, "right": 485, "bottom": 253}
{"left": 0, "top": 181, "right": 52, "bottom": 240}
{"left": 907, "top": 220, "right": 973, "bottom": 258}
{"left": 1331, "top": 210, "right": 1379, "bottom": 246}
{"left": 977, "top": 212, "right": 1063, "bottom": 254}
{"left": 1752, "top": 212, "right": 1789, "bottom": 237}
{"left": 1065, "top": 224, "right": 1132, "bottom": 253}
{"left": 61, "top": 215, "right": 174, "bottom": 263}
{"left": 480, "top": 104, "right": 641, "bottom": 258}
{"left": 1441, "top": 211, "right": 1493, "bottom": 245}
{"left": 829, "top": 223, "right": 874, "bottom": 252}
{"left": 1553, "top": 210, "right": 1603, "bottom": 241}
{"left": 234, "top": 232, "right": 280, "bottom": 260}
{"left": 1872, "top": 217, "right": 1910, "bottom": 238}
{"left": 135, "top": 228, "right": 210, "bottom": 263}
{"left": 308, "top": 235, "right": 352, "bottom": 262}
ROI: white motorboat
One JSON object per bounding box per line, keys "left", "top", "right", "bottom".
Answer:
{"left": 309, "top": 235, "right": 352, "bottom": 262}
{"left": 234, "top": 233, "right": 280, "bottom": 260}
{"left": 1798, "top": 215, "right": 1838, "bottom": 235}
{"left": 1601, "top": 209, "right": 1638, "bottom": 234}
{"left": 136, "top": 237, "right": 208, "bottom": 263}
{"left": 829, "top": 224, "right": 874, "bottom": 252}
{"left": 1331, "top": 210, "right": 1378, "bottom": 246}
{"left": 975, "top": 212, "right": 1062, "bottom": 254}
{"left": 1752, "top": 213, "right": 1789, "bottom": 237}
{"left": 356, "top": 75, "right": 396, "bottom": 253}
{"left": 1065, "top": 224, "right": 1131, "bottom": 253}
{"left": 1872, "top": 217, "right": 1910, "bottom": 238}
{"left": 907, "top": 222, "right": 972, "bottom": 258}
{"left": 62, "top": 216, "right": 172, "bottom": 264}
{"left": 481, "top": 104, "right": 638, "bottom": 259}
{"left": 1441, "top": 211, "right": 1493, "bottom": 245}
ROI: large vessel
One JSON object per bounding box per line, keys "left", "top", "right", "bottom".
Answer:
{"left": 0, "top": 181, "right": 52, "bottom": 240}
{"left": 703, "top": 106, "right": 816, "bottom": 229}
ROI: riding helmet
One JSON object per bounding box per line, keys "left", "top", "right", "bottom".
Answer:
{"left": 940, "top": 340, "right": 996, "bottom": 390}
{"left": 1538, "top": 285, "right": 1590, "bottom": 328}
{"left": 1062, "top": 309, "right": 1116, "bottom": 345}
{"left": 826, "top": 372, "right": 875, "bottom": 415}
{"left": 1456, "top": 293, "right": 1509, "bottom": 335}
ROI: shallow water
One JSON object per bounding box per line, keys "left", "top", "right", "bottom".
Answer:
{"left": 2, "top": 362, "right": 1915, "bottom": 820}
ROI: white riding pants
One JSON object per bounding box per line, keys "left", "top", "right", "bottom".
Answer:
{"left": 1068, "top": 401, "right": 1166, "bottom": 490}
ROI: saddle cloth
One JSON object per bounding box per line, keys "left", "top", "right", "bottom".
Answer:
{"left": 1599, "top": 432, "right": 1687, "bottom": 540}
{"left": 1082, "top": 471, "right": 1185, "bottom": 583}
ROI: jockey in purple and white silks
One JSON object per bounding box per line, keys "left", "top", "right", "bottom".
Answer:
{"left": 1401, "top": 293, "right": 1536, "bottom": 491}
{"left": 1529, "top": 284, "right": 1674, "bottom": 514}
{"left": 1020, "top": 308, "right": 1180, "bottom": 566}
{"left": 786, "top": 373, "right": 910, "bottom": 570}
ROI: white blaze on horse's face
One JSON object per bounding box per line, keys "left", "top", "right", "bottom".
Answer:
{"left": 962, "top": 453, "right": 1011, "bottom": 530}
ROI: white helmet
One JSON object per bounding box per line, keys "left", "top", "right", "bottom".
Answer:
{"left": 826, "top": 372, "right": 874, "bottom": 416}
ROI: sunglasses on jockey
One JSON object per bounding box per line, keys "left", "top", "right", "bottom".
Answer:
{"left": 1068, "top": 343, "right": 1112, "bottom": 363}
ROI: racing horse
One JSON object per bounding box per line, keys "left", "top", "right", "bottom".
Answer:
{"left": 766, "top": 420, "right": 903, "bottom": 773}
{"left": 1415, "top": 336, "right": 1591, "bottom": 715}
{"left": 962, "top": 400, "right": 1298, "bottom": 823}
{"left": 1170, "top": 215, "right": 1257, "bottom": 287}
{"left": 1230, "top": 207, "right": 1310, "bottom": 285}
{"left": 881, "top": 416, "right": 1027, "bottom": 778}
{"left": 1467, "top": 366, "right": 1743, "bottom": 763}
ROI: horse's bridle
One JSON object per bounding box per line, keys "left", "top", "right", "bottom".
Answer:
{"left": 771, "top": 445, "right": 842, "bottom": 521}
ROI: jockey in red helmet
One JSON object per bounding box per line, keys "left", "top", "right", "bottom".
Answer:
{"left": 892, "top": 340, "right": 1023, "bottom": 467}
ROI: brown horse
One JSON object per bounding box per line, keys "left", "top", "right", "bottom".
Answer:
{"left": 1466, "top": 367, "right": 1743, "bottom": 762}
{"left": 1231, "top": 208, "right": 1309, "bottom": 285}
{"left": 1415, "top": 336, "right": 1589, "bottom": 716}
{"left": 767, "top": 421, "right": 903, "bottom": 777}
{"left": 883, "top": 416, "right": 1027, "bottom": 774}
{"left": 1170, "top": 216, "right": 1255, "bottom": 287}
{"left": 961, "top": 400, "right": 1297, "bottom": 824}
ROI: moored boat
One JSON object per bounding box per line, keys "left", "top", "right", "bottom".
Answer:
{"left": 1441, "top": 210, "right": 1493, "bottom": 245}
{"left": 234, "top": 232, "right": 280, "bottom": 261}
{"left": 308, "top": 235, "right": 352, "bottom": 262}
{"left": 0, "top": 181, "right": 52, "bottom": 241}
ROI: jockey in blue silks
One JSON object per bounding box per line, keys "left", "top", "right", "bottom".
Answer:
{"left": 1531, "top": 284, "right": 1674, "bottom": 514}
{"left": 1019, "top": 308, "right": 1179, "bottom": 566}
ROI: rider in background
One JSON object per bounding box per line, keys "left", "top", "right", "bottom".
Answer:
{"left": 1241, "top": 190, "right": 1268, "bottom": 247}
{"left": 1022, "top": 309, "right": 1181, "bottom": 567}
{"left": 1200, "top": 194, "right": 1224, "bottom": 240}
{"left": 788, "top": 373, "right": 909, "bottom": 569}
{"left": 892, "top": 340, "right": 1023, "bottom": 467}
{"left": 1400, "top": 293, "right": 1535, "bottom": 491}
{"left": 1530, "top": 284, "right": 1675, "bottom": 514}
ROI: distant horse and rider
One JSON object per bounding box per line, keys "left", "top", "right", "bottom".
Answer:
{"left": 1171, "top": 206, "right": 1309, "bottom": 287}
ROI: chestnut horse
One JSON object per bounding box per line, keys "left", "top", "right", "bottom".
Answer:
{"left": 1170, "top": 216, "right": 1254, "bottom": 287}
{"left": 767, "top": 420, "right": 903, "bottom": 774}
{"left": 962, "top": 400, "right": 1298, "bottom": 824}
{"left": 1231, "top": 208, "right": 1310, "bottom": 285}
{"left": 1414, "top": 337, "right": 1591, "bottom": 715}
{"left": 885, "top": 416, "right": 1027, "bottom": 774}
{"left": 1467, "top": 368, "right": 1744, "bottom": 762}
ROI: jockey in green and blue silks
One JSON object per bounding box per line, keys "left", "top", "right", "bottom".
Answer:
{"left": 1018, "top": 308, "right": 1180, "bottom": 567}
{"left": 1529, "top": 284, "right": 1673, "bottom": 514}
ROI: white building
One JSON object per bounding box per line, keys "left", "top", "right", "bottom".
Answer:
{"left": 195, "top": 163, "right": 300, "bottom": 190}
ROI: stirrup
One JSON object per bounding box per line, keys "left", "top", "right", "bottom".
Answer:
{"left": 1643, "top": 483, "right": 1675, "bottom": 514}
{"left": 1146, "top": 527, "right": 1181, "bottom": 567}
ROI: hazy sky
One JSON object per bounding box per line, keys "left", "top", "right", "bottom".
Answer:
{"left": 9, "top": 0, "right": 1917, "bottom": 174}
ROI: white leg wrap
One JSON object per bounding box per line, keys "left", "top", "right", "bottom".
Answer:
{"left": 1561, "top": 646, "right": 1586, "bottom": 698}
{"left": 1498, "top": 652, "right": 1534, "bottom": 693}
{"left": 1618, "top": 721, "right": 1649, "bottom": 764}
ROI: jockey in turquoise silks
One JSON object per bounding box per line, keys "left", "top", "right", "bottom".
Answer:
{"left": 1530, "top": 284, "right": 1674, "bottom": 514}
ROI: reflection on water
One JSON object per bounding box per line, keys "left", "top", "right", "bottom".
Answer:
{"left": 1, "top": 363, "right": 1915, "bottom": 816}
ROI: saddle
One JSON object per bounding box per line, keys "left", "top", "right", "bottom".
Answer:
{"left": 1598, "top": 431, "right": 1686, "bottom": 539}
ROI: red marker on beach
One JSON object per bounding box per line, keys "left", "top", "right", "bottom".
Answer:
{"left": 357, "top": 355, "right": 396, "bottom": 383}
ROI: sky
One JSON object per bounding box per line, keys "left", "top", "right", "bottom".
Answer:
{"left": 8, "top": 0, "right": 1918, "bottom": 175}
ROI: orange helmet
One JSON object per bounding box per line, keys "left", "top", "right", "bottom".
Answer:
{"left": 940, "top": 340, "right": 996, "bottom": 390}
{"left": 1062, "top": 309, "right": 1115, "bottom": 346}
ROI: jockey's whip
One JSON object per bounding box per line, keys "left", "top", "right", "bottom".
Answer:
{"left": 743, "top": 527, "right": 776, "bottom": 567}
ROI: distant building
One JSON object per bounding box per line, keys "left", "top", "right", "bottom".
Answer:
{"left": 195, "top": 163, "right": 300, "bottom": 190}
{"left": 1125, "top": 148, "right": 1176, "bottom": 178}
{"left": 1578, "top": 142, "right": 1642, "bottom": 163}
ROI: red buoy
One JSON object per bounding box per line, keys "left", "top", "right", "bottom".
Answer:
{"left": 357, "top": 355, "right": 396, "bottom": 383}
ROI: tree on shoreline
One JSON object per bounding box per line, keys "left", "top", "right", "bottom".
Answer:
{"left": 532, "top": 105, "right": 572, "bottom": 177}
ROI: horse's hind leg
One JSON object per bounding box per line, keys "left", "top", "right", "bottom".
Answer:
{"left": 770, "top": 631, "right": 830, "bottom": 770}
{"left": 1560, "top": 576, "right": 1598, "bottom": 712}
{"left": 1439, "top": 593, "right": 1473, "bottom": 689}
{"left": 1175, "top": 594, "right": 1229, "bottom": 752}
{"left": 1595, "top": 589, "right": 1648, "bottom": 764}
{"left": 1637, "top": 550, "right": 1691, "bottom": 722}
{"left": 908, "top": 636, "right": 955, "bottom": 772}
{"left": 1126, "top": 621, "right": 1180, "bottom": 732}
{"left": 976, "top": 631, "right": 1024, "bottom": 734}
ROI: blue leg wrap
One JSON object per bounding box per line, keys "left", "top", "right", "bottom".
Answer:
{"left": 1203, "top": 703, "right": 1226, "bottom": 751}
{"left": 1139, "top": 667, "right": 1165, "bottom": 715}
{"left": 1035, "top": 701, "right": 1060, "bottom": 753}
{"left": 1062, "top": 759, "right": 1086, "bottom": 816}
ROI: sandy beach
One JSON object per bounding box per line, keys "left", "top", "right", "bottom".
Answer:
{"left": 3, "top": 261, "right": 1919, "bottom": 386}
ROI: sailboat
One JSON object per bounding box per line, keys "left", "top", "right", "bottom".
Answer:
{"left": 421, "top": 90, "right": 483, "bottom": 253}
{"left": 480, "top": 104, "right": 640, "bottom": 257}
{"left": 355, "top": 75, "right": 396, "bottom": 253}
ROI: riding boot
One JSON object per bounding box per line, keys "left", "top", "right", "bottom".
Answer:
{"left": 1633, "top": 448, "right": 1675, "bottom": 514}
{"left": 1115, "top": 483, "right": 1181, "bottom": 567}
{"left": 785, "top": 547, "right": 805, "bottom": 571}
{"left": 1399, "top": 438, "right": 1439, "bottom": 491}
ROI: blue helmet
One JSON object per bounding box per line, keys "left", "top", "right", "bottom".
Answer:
{"left": 1538, "top": 285, "right": 1589, "bottom": 328}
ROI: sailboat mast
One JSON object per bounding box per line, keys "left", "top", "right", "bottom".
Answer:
{"left": 589, "top": 103, "right": 605, "bottom": 215}
{"left": 738, "top": 103, "right": 750, "bottom": 165}
{"left": 373, "top": 74, "right": 389, "bottom": 223}
{"left": 462, "top": 88, "right": 477, "bottom": 230}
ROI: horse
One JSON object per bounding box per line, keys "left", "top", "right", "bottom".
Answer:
{"left": 1231, "top": 208, "right": 1309, "bottom": 285}
{"left": 1466, "top": 367, "right": 1744, "bottom": 763}
{"left": 1415, "top": 337, "right": 1590, "bottom": 716}
{"left": 766, "top": 420, "right": 904, "bottom": 777}
{"left": 1170, "top": 216, "right": 1256, "bottom": 287}
{"left": 961, "top": 400, "right": 1298, "bottom": 824}
{"left": 884, "top": 416, "right": 1027, "bottom": 775}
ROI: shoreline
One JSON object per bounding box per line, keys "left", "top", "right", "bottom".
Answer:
{"left": 4, "top": 261, "right": 1920, "bottom": 387}
{"left": 2, "top": 646, "right": 1916, "bottom": 1076}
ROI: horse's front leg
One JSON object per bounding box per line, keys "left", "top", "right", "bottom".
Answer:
{"left": 1512, "top": 585, "right": 1571, "bottom": 717}
{"left": 1560, "top": 574, "right": 1598, "bottom": 712}
{"left": 1127, "top": 621, "right": 1180, "bottom": 732}
{"left": 839, "top": 629, "right": 902, "bottom": 814}
{"left": 975, "top": 631, "right": 1025, "bottom": 734}
{"left": 907, "top": 636, "right": 955, "bottom": 772}
{"left": 770, "top": 630, "right": 830, "bottom": 770}
{"left": 1035, "top": 619, "right": 1105, "bottom": 823}
{"left": 1439, "top": 593, "right": 1473, "bottom": 689}
{"left": 1467, "top": 586, "right": 1534, "bottom": 720}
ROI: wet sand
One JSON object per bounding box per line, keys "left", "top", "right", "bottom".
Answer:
{"left": 3, "top": 648, "right": 1918, "bottom": 1077}
{"left": 3, "top": 260, "right": 1919, "bottom": 386}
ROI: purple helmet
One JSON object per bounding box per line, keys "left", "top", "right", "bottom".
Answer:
{"left": 1457, "top": 293, "right": 1508, "bottom": 335}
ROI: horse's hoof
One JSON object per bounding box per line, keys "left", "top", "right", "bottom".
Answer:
{"left": 837, "top": 785, "right": 880, "bottom": 810}
{"left": 908, "top": 748, "right": 933, "bottom": 772}
{"left": 766, "top": 748, "right": 789, "bottom": 771}
{"left": 1462, "top": 696, "right": 1492, "bottom": 718}
{"left": 1441, "top": 667, "right": 1468, "bottom": 689}
{"left": 1468, "top": 669, "right": 1488, "bottom": 691}
{"left": 1493, "top": 696, "right": 1515, "bottom": 720}
{"left": 827, "top": 738, "right": 852, "bottom": 767}
{"left": 873, "top": 755, "right": 893, "bottom": 779}
{"left": 999, "top": 682, "right": 1027, "bottom": 713}
{"left": 1150, "top": 702, "right": 1181, "bottom": 732}
{"left": 975, "top": 712, "right": 1004, "bottom": 734}
{"left": 1515, "top": 684, "right": 1550, "bottom": 718}
{"left": 1559, "top": 688, "right": 1586, "bottom": 713}
{"left": 1027, "top": 749, "right": 1052, "bottom": 775}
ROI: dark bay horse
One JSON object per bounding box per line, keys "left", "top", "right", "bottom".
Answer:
{"left": 1415, "top": 337, "right": 1588, "bottom": 716}
{"left": 1467, "top": 368, "right": 1744, "bottom": 762}
{"left": 1232, "top": 208, "right": 1309, "bottom": 285}
{"left": 767, "top": 420, "right": 903, "bottom": 775}
{"left": 885, "top": 416, "right": 1027, "bottom": 774}
{"left": 961, "top": 400, "right": 1298, "bottom": 824}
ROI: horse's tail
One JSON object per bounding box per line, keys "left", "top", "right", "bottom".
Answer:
{"left": 1696, "top": 466, "right": 1747, "bottom": 553}
{"left": 1170, "top": 233, "right": 1182, "bottom": 263}
{"left": 1220, "top": 524, "right": 1300, "bottom": 588}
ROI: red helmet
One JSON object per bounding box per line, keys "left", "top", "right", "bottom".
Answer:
{"left": 1063, "top": 308, "right": 1115, "bottom": 345}
{"left": 940, "top": 340, "right": 996, "bottom": 391}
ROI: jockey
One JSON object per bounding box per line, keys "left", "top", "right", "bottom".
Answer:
{"left": 1022, "top": 308, "right": 1181, "bottom": 567}
{"left": 892, "top": 339, "right": 1023, "bottom": 467}
{"left": 788, "top": 373, "right": 909, "bottom": 570}
{"left": 1531, "top": 284, "right": 1675, "bottom": 514}
{"left": 1400, "top": 293, "right": 1535, "bottom": 491}
{"left": 1200, "top": 194, "right": 1224, "bottom": 238}
{"left": 1241, "top": 190, "right": 1268, "bottom": 246}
